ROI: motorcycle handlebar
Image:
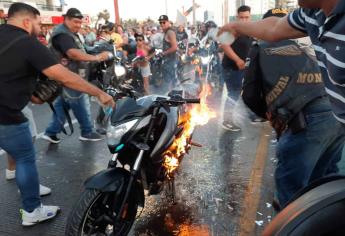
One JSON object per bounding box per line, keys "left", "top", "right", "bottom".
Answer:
{"left": 184, "top": 98, "right": 200, "bottom": 104}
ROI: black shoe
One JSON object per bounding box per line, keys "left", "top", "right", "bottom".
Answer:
{"left": 222, "top": 121, "right": 241, "bottom": 131}
{"left": 42, "top": 134, "right": 61, "bottom": 144}
{"left": 79, "top": 132, "right": 103, "bottom": 142}
{"left": 96, "top": 128, "right": 107, "bottom": 135}
{"left": 272, "top": 198, "right": 281, "bottom": 212}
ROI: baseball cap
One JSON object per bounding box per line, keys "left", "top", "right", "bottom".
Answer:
{"left": 158, "top": 15, "right": 169, "bottom": 22}
{"left": 262, "top": 8, "right": 288, "bottom": 19}
{"left": 64, "top": 8, "right": 83, "bottom": 19}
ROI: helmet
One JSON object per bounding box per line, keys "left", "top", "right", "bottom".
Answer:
{"left": 104, "top": 22, "right": 115, "bottom": 31}
{"left": 204, "top": 20, "right": 217, "bottom": 30}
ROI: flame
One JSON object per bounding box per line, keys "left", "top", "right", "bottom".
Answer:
{"left": 163, "top": 84, "right": 216, "bottom": 177}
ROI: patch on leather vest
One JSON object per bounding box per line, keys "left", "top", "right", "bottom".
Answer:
{"left": 296, "top": 72, "right": 322, "bottom": 83}
{"left": 264, "top": 45, "right": 302, "bottom": 56}
{"left": 266, "top": 76, "right": 290, "bottom": 105}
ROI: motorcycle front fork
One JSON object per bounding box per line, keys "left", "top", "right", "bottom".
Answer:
{"left": 166, "top": 177, "right": 176, "bottom": 204}
{"left": 115, "top": 150, "right": 144, "bottom": 223}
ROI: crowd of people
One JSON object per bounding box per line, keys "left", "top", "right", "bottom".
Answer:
{"left": 1, "top": 0, "right": 345, "bottom": 231}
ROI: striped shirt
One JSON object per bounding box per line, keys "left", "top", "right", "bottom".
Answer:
{"left": 288, "top": 1, "right": 345, "bottom": 124}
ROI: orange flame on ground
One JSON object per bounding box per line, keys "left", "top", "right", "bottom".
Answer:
{"left": 163, "top": 84, "right": 216, "bottom": 177}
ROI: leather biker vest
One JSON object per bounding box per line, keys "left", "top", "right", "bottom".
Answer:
{"left": 258, "top": 39, "right": 326, "bottom": 120}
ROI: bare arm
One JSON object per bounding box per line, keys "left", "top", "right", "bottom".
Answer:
{"left": 66, "top": 49, "right": 109, "bottom": 62}
{"left": 221, "top": 44, "right": 245, "bottom": 69}
{"left": 163, "top": 30, "right": 177, "bottom": 55}
{"left": 220, "top": 16, "right": 306, "bottom": 42}
{"left": 42, "top": 64, "right": 115, "bottom": 107}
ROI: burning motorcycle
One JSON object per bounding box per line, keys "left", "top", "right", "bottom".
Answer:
{"left": 65, "top": 85, "right": 215, "bottom": 236}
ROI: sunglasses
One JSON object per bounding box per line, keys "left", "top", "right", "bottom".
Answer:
{"left": 136, "top": 38, "right": 144, "bottom": 42}
{"left": 159, "top": 21, "right": 166, "bottom": 25}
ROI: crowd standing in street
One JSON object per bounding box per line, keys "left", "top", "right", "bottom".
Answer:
{"left": 1, "top": 0, "right": 345, "bottom": 230}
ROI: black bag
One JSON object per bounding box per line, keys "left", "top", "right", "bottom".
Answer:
{"left": 32, "top": 75, "right": 62, "bottom": 103}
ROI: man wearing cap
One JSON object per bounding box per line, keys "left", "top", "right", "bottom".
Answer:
{"left": 158, "top": 15, "right": 177, "bottom": 92}
{"left": 242, "top": 8, "right": 345, "bottom": 209}
{"left": 43, "top": 8, "right": 111, "bottom": 144}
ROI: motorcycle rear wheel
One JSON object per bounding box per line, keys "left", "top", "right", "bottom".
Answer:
{"left": 65, "top": 188, "right": 138, "bottom": 236}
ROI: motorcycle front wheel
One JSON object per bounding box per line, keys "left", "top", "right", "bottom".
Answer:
{"left": 65, "top": 188, "right": 138, "bottom": 236}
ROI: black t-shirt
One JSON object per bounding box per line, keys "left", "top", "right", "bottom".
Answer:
{"left": 222, "top": 36, "right": 253, "bottom": 70}
{"left": 0, "top": 24, "right": 58, "bottom": 124}
{"left": 52, "top": 33, "right": 79, "bottom": 55}
{"left": 176, "top": 31, "right": 188, "bottom": 42}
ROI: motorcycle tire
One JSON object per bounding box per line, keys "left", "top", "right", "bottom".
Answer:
{"left": 65, "top": 188, "right": 138, "bottom": 236}
{"left": 263, "top": 177, "right": 345, "bottom": 236}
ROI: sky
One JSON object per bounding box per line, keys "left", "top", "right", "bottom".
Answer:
{"left": 60, "top": 0, "right": 225, "bottom": 25}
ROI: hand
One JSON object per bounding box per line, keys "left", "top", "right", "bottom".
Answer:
{"left": 31, "top": 95, "right": 44, "bottom": 104}
{"left": 97, "top": 92, "right": 115, "bottom": 108}
{"left": 236, "top": 59, "right": 246, "bottom": 70}
{"left": 96, "top": 51, "right": 110, "bottom": 62}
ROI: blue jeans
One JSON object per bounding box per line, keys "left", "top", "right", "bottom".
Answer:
{"left": 161, "top": 58, "right": 177, "bottom": 93}
{"left": 275, "top": 98, "right": 345, "bottom": 207}
{"left": 223, "top": 68, "right": 243, "bottom": 100}
{"left": 0, "top": 122, "right": 40, "bottom": 212}
{"left": 45, "top": 90, "right": 93, "bottom": 136}
{"left": 222, "top": 67, "right": 258, "bottom": 121}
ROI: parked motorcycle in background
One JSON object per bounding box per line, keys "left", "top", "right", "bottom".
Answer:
{"left": 198, "top": 38, "right": 221, "bottom": 91}
{"left": 149, "top": 48, "right": 164, "bottom": 88}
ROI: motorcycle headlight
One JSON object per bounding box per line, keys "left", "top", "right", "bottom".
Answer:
{"left": 181, "top": 54, "right": 187, "bottom": 63}
{"left": 106, "top": 119, "right": 138, "bottom": 151}
{"left": 201, "top": 56, "right": 211, "bottom": 65}
{"left": 114, "top": 65, "right": 126, "bottom": 77}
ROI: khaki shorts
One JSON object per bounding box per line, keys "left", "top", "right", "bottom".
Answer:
{"left": 139, "top": 64, "right": 151, "bottom": 78}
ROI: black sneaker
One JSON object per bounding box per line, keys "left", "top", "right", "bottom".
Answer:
{"left": 272, "top": 198, "right": 281, "bottom": 212}
{"left": 96, "top": 128, "right": 107, "bottom": 135}
{"left": 222, "top": 121, "right": 241, "bottom": 132}
{"left": 79, "top": 132, "right": 103, "bottom": 142}
{"left": 42, "top": 134, "right": 61, "bottom": 144}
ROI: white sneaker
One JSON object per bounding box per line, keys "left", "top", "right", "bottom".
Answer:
{"left": 39, "top": 185, "right": 51, "bottom": 196}
{"left": 21, "top": 204, "right": 60, "bottom": 226}
{"left": 18, "top": 184, "right": 52, "bottom": 197}
{"left": 5, "top": 169, "right": 16, "bottom": 180}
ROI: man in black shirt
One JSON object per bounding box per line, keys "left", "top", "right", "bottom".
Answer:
{"left": 43, "top": 8, "right": 111, "bottom": 144}
{"left": 0, "top": 3, "right": 114, "bottom": 226}
{"left": 221, "top": 5, "right": 253, "bottom": 131}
